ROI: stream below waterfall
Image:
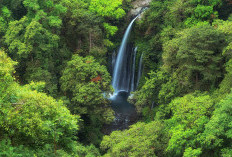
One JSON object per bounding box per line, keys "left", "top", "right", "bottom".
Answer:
{"left": 102, "top": 91, "right": 138, "bottom": 134}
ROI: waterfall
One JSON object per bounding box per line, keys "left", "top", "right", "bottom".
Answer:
{"left": 112, "top": 50, "right": 116, "bottom": 73}
{"left": 108, "top": 13, "right": 145, "bottom": 132}
{"left": 131, "top": 47, "right": 137, "bottom": 92}
{"left": 112, "top": 15, "right": 140, "bottom": 94}
{"left": 137, "top": 53, "right": 143, "bottom": 88}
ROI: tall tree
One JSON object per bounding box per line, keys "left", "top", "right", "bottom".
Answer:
{"left": 163, "top": 24, "right": 226, "bottom": 93}
{"left": 60, "top": 54, "right": 114, "bottom": 144}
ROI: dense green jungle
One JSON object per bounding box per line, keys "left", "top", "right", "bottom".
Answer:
{"left": 1, "top": 0, "right": 232, "bottom": 156}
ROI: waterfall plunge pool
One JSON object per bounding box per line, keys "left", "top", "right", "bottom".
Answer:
{"left": 102, "top": 91, "right": 138, "bottom": 134}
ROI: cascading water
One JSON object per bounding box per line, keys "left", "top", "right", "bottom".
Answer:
{"left": 131, "top": 47, "right": 137, "bottom": 92}
{"left": 137, "top": 53, "right": 143, "bottom": 88}
{"left": 112, "top": 15, "right": 140, "bottom": 94}
{"left": 104, "top": 13, "right": 145, "bottom": 134}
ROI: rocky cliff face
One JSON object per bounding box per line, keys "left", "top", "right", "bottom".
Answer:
{"left": 129, "top": 0, "right": 152, "bottom": 17}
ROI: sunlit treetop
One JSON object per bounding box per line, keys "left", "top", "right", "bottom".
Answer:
{"left": 89, "top": 0, "right": 126, "bottom": 19}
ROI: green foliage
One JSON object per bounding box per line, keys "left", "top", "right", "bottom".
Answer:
{"left": 184, "top": 0, "right": 221, "bottom": 26}
{"left": 1, "top": 86, "right": 79, "bottom": 149}
{"left": 2, "top": 6, "right": 11, "bottom": 18}
{"left": 89, "top": 47, "right": 108, "bottom": 65}
{"left": 101, "top": 121, "right": 167, "bottom": 157}
{"left": 163, "top": 24, "right": 226, "bottom": 93}
{"left": 0, "top": 6, "right": 12, "bottom": 37}
{"left": 201, "top": 91, "right": 232, "bottom": 155}
{"left": 88, "top": 0, "right": 125, "bottom": 49}
{"left": 166, "top": 92, "right": 214, "bottom": 156}
{"left": 0, "top": 49, "right": 16, "bottom": 75}
{"left": 183, "top": 147, "right": 202, "bottom": 157}
{"left": 0, "top": 50, "right": 17, "bottom": 104}
{"left": 132, "top": 24, "right": 225, "bottom": 116}
{"left": 1, "top": 0, "right": 130, "bottom": 152}
{"left": 0, "top": 51, "right": 80, "bottom": 154}
{"left": 1, "top": 0, "right": 232, "bottom": 155}
{"left": 24, "top": 64, "right": 58, "bottom": 95}
{"left": 61, "top": 54, "right": 113, "bottom": 119}
{"left": 0, "top": 139, "right": 34, "bottom": 157}
{"left": 61, "top": 54, "right": 114, "bottom": 144}
{"left": 219, "top": 59, "right": 232, "bottom": 94}
{"left": 24, "top": 81, "right": 46, "bottom": 92}
{"left": 5, "top": 17, "right": 59, "bottom": 57}
{"left": 0, "top": 138, "right": 100, "bottom": 157}
{"left": 103, "top": 23, "right": 118, "bottom": 38}
{"left": 73, "top": 143, "right": 101, "bottom": 157}
{"left": 213, "top": 20, "right": 232, "bottom": 94}
{"left": 4, "top": 16, "right": 60, "bottom": 95}
{"left": 2, "top": 0, "right": 70, "bottom": 96}
{"left": 130, "top": 71, "right": 169, "bottom": 113}
{"left": 194, "top": 5, "right": 215, "bottom": 19}
{"left": 89, "top": 0, "right": 125, "bottom": 19}
{"left": 165, "top": 0, "right": 193, "bottom": 27}
{"left": 158, "top": 77, "right": 180, "bottom": 105}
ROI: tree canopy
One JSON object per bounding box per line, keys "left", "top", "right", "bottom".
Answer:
{"left": 1, "top": 0, "right": 232, "bottom": 156}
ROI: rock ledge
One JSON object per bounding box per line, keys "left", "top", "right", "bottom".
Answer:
{"left": 129, "top": 0, "right": 152, "bottom": 17}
